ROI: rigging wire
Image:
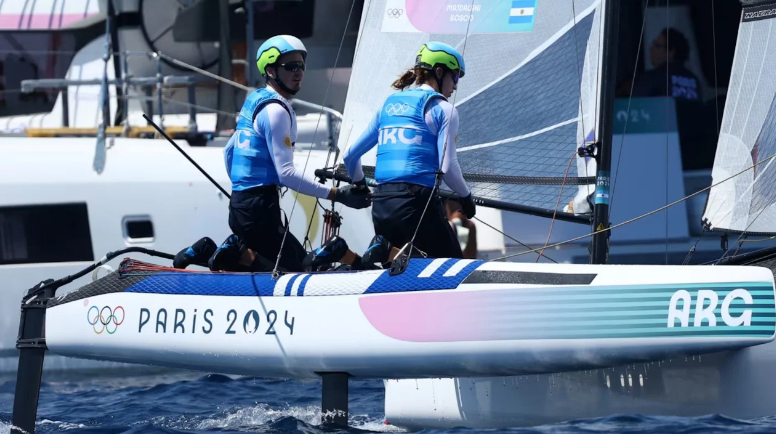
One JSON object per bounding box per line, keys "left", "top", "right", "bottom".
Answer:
{"left": 321, "top": 0, "right": 374, "bottom": 227}
{"left": 491, "top": 147, "right": 776, "bottom": 262}
{"left": 739, "top": 235, "right": 776, "bottom": 244}
{"left": 570, "top": 0, "right": 585, "bottom": 141}
{"left": 564, "top": 0, "right": 591, "bottom": 247}
{"left": 273, "top": 0, "right": 358, "bottom": 277}
{"left": 472, "top": 217, "right": 558, "bottom": 264}
{"left": 682, "top": 0, "right": 722, "bottom": 266}
{"left": 314, "top": 124, "right": 355, "bottom": 245}
{"left": 664, "top": 0, "right": 670, "bottom": 265}
{"left": 536, "top": 152, "right": 576, "bottom": 262}
{"left": 725, "top": 235, "right": 776, "bottom": 260}
{"left": 681, "top": 236, "right": 702, "bottom": 265}
{"left": 609, "top": 0, "right": 649, "bottom": 215}
{"left": 715, "top": 201, "right": 772, "bottom": 264}
{"left": 301, "top": 199, "right": 325, "bottom": 251}
{"left": 580, "top": 0, "right": 593, "bottom": 222}
{"left": 568, "top": 0, "right": 589, "bottom": 209}
{"left": 712, "top": 0, "right": 721, "bottom": 138}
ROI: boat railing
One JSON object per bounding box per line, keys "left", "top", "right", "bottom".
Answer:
{"left": 19, "top": 50, "right": 342, "bottom": 147}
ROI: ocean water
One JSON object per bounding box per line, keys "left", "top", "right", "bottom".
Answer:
{"left": 1, "top": 370, "right": 776, "bottom": 434}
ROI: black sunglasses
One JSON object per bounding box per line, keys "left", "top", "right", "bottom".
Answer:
{"left": 278, "top": 61, "right": 306, "bottom": 72}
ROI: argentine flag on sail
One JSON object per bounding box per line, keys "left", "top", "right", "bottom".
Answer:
{"left": 509, "top": 0, "right": 536, "bottom": 28}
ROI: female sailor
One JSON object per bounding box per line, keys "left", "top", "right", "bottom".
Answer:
{"left": 343, "top": 42, "right": 476, "bottom": 263}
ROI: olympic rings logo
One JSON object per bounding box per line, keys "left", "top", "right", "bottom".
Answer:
{"left": 386, "top": 8, "right": 403, "bottom": 18}
{"left": 87, "top": 306, "right": 125, "bottom": 334}
{"left": 385, "top": 103, "right": 411, "bottom": 116}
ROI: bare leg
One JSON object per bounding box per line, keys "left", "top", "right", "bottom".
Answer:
{"left": 340, "top": 250, "right": 358, "bottom": 265}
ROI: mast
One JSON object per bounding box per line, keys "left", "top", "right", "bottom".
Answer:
{"left": 590, "top": 0, "right": 621, "bottom": 264}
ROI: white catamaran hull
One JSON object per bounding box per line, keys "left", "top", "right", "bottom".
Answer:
{"left": 384, "top": 343, "right": 776, "bottom": 428}
{"left": 44, "top": 259, "right": 775, "bottom": 381}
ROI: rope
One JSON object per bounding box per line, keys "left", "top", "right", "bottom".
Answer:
{"left": 472, "top": 216, "right": 558, "bottom": 264}
{"left": 491, "top": 149, "right": 776, "bottom": 262}
{"left": 712, "top": 0, "right": 721, "bottom": 138}
{"left": 664, "top": 1, "right": 670, "bottom": 265}
{"left": 610, "top": 0, "right": 649, "bottom": 215}
{"left": 302, "top": 199, "right": 323, "bottom": 251}
{"left": 536, "top": 152, "right": 576, "bottom": 262}
{"left": 682, "top": 235, "right": 702, "bottom": 265}
{"left": 715, "top": 200, "right": 772, "bottom": 264}
{"left": 273, "top": 0, "right": 358, "bottom": 277}
{"left": 569, "top": 0, "right": 587, "bottom": 161}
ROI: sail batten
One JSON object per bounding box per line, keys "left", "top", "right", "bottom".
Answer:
{"left": 338, "top": 0, "right": 604, "bottom": 211}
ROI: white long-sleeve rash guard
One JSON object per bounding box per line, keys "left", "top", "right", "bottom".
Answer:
{"left": 252, "top": 99, "right": 332, "bottom": 199}
{"left": 344, "top": 84, "right": 470, "bottom": 197}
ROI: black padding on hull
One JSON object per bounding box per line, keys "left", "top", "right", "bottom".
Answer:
{"left": 47, "top": 272, "right": 150, "bottom": 308}
{"left": 462, "top": 270, "right": 596, "bottom": 285}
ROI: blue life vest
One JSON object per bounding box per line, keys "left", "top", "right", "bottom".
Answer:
{"left": 224, "top": 88, "right": 291, "bottom": 191}
{"left": 375, "top": 88, "right": 446, "bottom": 187}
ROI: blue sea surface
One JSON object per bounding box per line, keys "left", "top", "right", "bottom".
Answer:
{"left": 1, "top": 370, "right": 776, "bottom": 434}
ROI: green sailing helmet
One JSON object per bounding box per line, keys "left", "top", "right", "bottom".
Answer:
{"left": 415, "top": 41, "right": 466, "bottom": 78}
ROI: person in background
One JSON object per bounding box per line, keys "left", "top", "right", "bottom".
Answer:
{"left": 632, "top": 27, "right": 702, "bottom": 101}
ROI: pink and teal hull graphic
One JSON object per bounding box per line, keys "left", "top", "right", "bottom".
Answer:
{"left": 382, "top": 0, "right": 538, "bottom": 34}
{"left": 359, "top": 282, "right": 776, "bottom": 342}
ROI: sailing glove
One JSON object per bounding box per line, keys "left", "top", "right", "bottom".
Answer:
{"left": 335, "top": 184, "right": 372, "bottom": 209}
{"left": 461, "top": 193, "right": 476, "bottom": 219}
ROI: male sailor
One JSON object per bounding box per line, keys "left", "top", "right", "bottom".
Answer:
{"left": 342, "top": 42, "right": 475, "bottom": 264}
{"left": 175, "top": 35, "right": 371, "bottom": 272}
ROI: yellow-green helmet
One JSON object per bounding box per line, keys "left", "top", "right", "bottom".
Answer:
{"left": 415, "top": 41, "right": 465, "bottom": 78}
{"left": 256, "top": 35, "right": 307, "bottom": 77}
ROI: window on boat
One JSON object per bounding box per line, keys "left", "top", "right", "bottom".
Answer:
{"left": 0, "top": 32, "right": 76, "bottom": 118}
{"left": 0, "top": 18, "right": 105, "bottom": 118}
{"left": 123, "top": 215, "right": 155, "bottom": 244}
{"left": 0, "top": 203, "right": 94, "bottom": 265}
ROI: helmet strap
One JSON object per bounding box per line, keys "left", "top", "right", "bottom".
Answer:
{"left": 270, "top": 66, "right": 299, "bottom": 96}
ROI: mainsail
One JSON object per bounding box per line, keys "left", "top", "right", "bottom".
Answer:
{"left": 338, "top": 0, "right": 605, "bottom": 212}
{"left": 703, "top": 1, "right": 776, "bottom": 234}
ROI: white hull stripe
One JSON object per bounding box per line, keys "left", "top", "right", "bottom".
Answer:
{"left": 444, "top": 259, "right": 476, "bottom": 277}
{"left": 297, "top": 275, "right": 313, "bottom": 296}
{"left": 274, "top": 274, "right": 296, "bottom": 296}
{"left": 290, "top": 275, "right": 305, "bottom": 296}
{"left": 418, "top": 258, "right": 449, "bottom": 278}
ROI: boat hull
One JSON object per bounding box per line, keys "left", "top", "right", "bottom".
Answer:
{"left": 45, "top": 259, "right": 776, "bottom": 380}
{"left": 384, "top": 343, "right": 776, "bottom": 428}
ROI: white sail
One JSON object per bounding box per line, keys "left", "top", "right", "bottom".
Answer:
{"left": 339, "top": 0, "right": 604, "bottom": 211}
{"left": 703, "top": 1, "right": 776, "bottom": 234}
